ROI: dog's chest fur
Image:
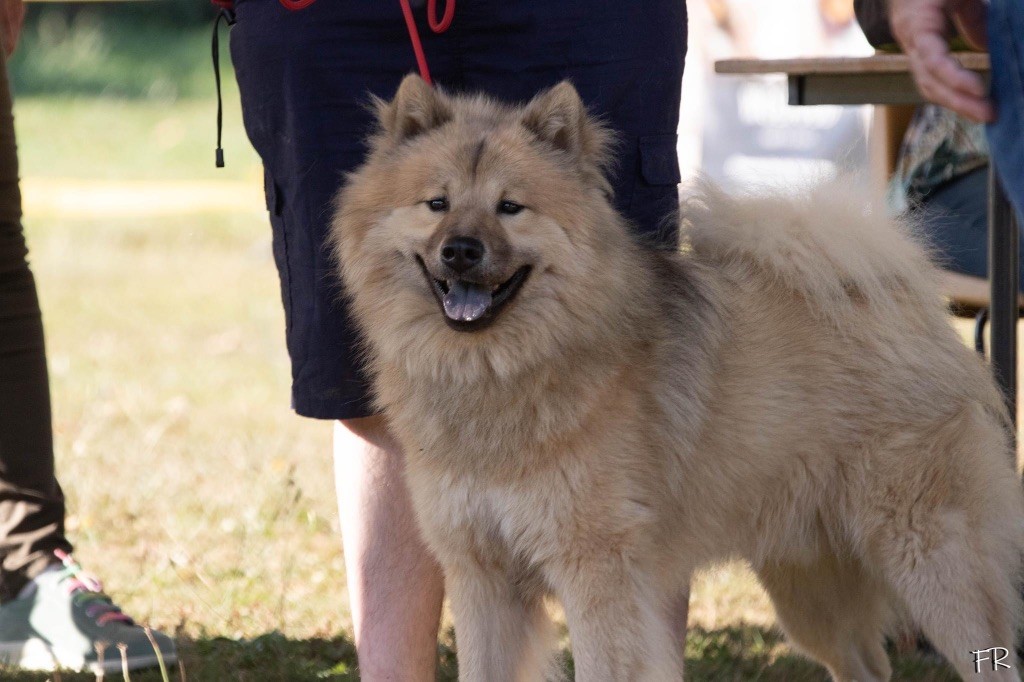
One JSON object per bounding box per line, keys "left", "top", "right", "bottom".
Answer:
{"left": 416, "top": 469, "right": 561, "bottom": 590}
{"left": 390, "top": 351, "right": 676, "bottom": 579}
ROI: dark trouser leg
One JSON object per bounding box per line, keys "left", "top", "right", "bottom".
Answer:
{"left": 0, "top": 48, "right": 71, "bottom": 604}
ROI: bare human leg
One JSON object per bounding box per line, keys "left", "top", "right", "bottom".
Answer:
{"left": 334, "top": 416, "right": 445, "bottom": 681}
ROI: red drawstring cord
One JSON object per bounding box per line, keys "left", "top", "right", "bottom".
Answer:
{"left": 398, "top": 0, "right": 455, "bottom": 85}
{"left": 426, "top": 0, "right": 455, "bottom": 32}
{"left": 274, "top": 0, "right": 453, "bottom": 85}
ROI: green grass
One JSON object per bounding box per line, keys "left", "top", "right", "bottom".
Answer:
{"left": 14, "top": 95, "right": 259, "bottom": 182}
{"left": 5, "top": 7, "right": 970, "bottom": 680}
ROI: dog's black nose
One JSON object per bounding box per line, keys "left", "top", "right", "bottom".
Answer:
{"left": 440, "top": 236, "right": 485, "bottom": 274}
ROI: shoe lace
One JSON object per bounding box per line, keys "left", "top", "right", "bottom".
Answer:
{"left": 53, "top": 549, "right": 135, "bottom": 627}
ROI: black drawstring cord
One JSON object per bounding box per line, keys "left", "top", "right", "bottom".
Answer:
{"left": 212, "top": 8, "right": 236, "bottom": 168}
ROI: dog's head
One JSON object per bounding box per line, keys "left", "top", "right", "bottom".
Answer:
{"left": 332, "top": 75, "right": 641, "bottom": 380}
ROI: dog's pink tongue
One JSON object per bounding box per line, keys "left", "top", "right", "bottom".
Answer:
{"left": 443, "top": 281, "right": 492, "bottom": 322}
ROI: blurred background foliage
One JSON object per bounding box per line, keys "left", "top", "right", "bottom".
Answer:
{"left": 12, "top": 1, "right": 215, "bottom": 100}
{"left": 12, "top": 0, "right": 259, "bottom": 182}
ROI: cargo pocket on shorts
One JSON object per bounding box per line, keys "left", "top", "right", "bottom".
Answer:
{"left": 265, "top": 167, "right": 294, "bottom": 335}
{"left": 634, "top": 133, "right": 682, "bottom": 247}
{"left": 639, "top": 134, "right": 682, "bottom": 187}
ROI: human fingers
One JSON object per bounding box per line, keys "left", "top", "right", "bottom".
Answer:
{"left": 909, "top": 32, "right": 994, "bottom": 121}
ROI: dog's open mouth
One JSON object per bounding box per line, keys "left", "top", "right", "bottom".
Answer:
{"left": 415, "top": 256, "right": 531, "bottom": 332}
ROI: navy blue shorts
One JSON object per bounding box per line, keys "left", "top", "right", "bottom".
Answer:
{"left": 229, "top": 0, "right": 688, "bottom": 419}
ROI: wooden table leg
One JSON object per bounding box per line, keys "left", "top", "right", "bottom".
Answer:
{"left": 988, "top": 169, "right": 1018, "bottom": 437}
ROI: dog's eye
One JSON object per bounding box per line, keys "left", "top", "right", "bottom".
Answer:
{"left": 497, "top": 200, "right": 524, "bottom": 216}
{"left": 427, "top": 197, "right": 449, "bottom": 212}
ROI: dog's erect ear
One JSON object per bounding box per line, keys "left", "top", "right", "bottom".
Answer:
{"left": 520, "top": 81, "right": 612, "bottom": 175}
{"left": 521, "top": 81, "right": 588, "bottom": 155}
{"left": 374, "top": 74, "right": 452, "bottom": 142}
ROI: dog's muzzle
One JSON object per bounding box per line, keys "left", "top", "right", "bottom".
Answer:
{"left": 415, "top": 255, "right": 531, "bottom": 332}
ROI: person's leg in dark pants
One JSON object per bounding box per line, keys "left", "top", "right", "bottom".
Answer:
{"left": 0, "top": 38, "right": 175, "bottom": 674}
{"left": 0, "top": 33, "right": 71, "bottom": 606}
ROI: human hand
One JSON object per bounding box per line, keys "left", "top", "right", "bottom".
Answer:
{"left": 0, "top": 0, "right": 24, "bottom": 57}
{"left": 889, "top": 0, "right": 993, "bottom": 122}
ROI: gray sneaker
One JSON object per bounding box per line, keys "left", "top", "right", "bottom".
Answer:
{"left": 0, "top": 550, "right": 177, "bottom": 673}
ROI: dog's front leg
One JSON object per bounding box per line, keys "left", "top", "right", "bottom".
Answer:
{"left": 447, "top": 560, "right": 558, "bottom": 682}
{"left": 549, "top": 554, "right": 682, "bottom": 681}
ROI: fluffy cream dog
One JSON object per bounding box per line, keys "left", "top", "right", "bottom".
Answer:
{"left": 330, "top": 74, "right": 1024, "bottom": 681}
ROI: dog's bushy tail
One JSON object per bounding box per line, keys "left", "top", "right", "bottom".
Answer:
{"left": 682, "top": 179, "right": 944, "bottom": 327}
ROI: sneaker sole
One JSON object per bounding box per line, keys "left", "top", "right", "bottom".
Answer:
{"left": 0, "top": 638, "right": 177, "bottom": 673}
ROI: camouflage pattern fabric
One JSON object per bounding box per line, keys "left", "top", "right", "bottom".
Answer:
{"left": 890, "top": 104, "right": 989, "bottom": 213}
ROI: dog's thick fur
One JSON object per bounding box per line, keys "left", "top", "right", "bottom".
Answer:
{"left": 331, "top": 75, "right": 1024, "bottom": 681}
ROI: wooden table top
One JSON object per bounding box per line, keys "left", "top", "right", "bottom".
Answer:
{"left": 715, "top": 53, "right": 990, "bottom": 76}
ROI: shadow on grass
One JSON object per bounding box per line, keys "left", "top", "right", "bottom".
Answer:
{"left": 684, "top": 625, "right": 957, "bottom": 681}
{"left": 0, "top": 632, "right": 360, "bottom": 682}
{"left": 0, "top": 625, "right": 958, "bottom": 681}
